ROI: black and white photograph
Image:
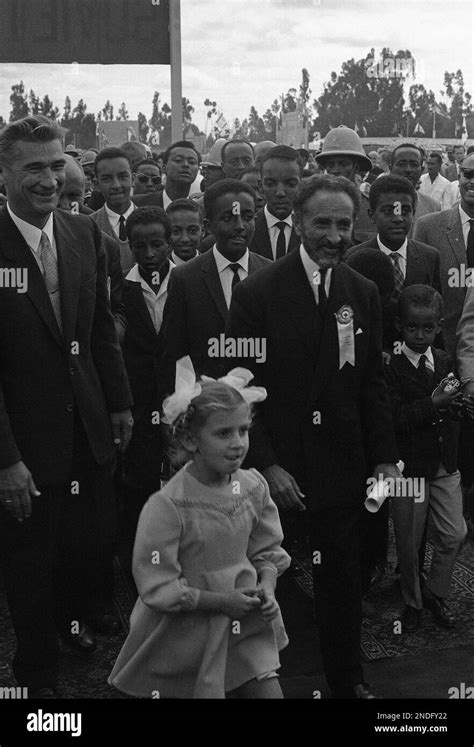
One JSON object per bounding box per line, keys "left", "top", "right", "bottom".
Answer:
{"left": 0, "top": 0, "right": 473, "bottom": 739}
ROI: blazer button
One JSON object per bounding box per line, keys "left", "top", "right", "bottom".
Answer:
{"left": 66, "top": 404, "right": 73, "bottom": 412}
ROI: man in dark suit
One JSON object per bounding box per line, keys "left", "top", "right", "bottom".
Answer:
{"left": 443, "top": 145, "right": 465, "bottom": 182}
{"left": 228, "top": 174, "right": 400, "bottom": 698}
{"left": 249, "top": 145, "right": 302, "bottom": 260}
{"left": 0, "top": 115, "right": 133, "bottom": 697}
{"left": 347, "top": 174, "right": 441, "bottom": 353}
{"left": 132, "top": 140, "right": 201, "bottom": 210}
{"left": 389, "top": 144, "right": 441, "bottom": 235}
{"left": 158, "top": 179, "right": 270, "bottom": 400}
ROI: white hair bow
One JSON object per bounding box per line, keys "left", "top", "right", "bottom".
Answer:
{"left": 162, "top": 357, "right": 267, "bottom": 425}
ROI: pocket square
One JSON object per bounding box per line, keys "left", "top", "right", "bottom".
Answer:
{"left": 356, "top": 328, "right": 363, "bottom": 335}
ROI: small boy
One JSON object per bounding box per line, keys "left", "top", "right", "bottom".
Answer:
{"left": 347, "top": 174, "right": 441, "bottom": 356}
{"left": 121, "top": 207, "right": 174, "bottom": 561}
{"left": 385, "top": 285, "right": 467, "bottom": 632}
{"left": 166, "top": 198, "right": 204, "bottom": 264}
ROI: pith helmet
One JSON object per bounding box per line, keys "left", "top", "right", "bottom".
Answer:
{"left": 315, "top": 125, "right": 372, "bottom": 172}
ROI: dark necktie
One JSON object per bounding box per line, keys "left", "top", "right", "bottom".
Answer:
{"left": 390, "top": 251, "right": 404, "bottom": 298}
{"left": 467, "top": 220, "right": 474, "bottom": 268}
{"left": 119, "top": 215, "right": 127, "bottom": 241}
{"left": 318, "top": 268, "right": 328, "bottom": 317}
{"left": 417, "top": 353, "right": 432, "bottom": 388}
{"left": 275, "top": 222, "right": 287, "bottom": 260}
{"left": 229, "top": 263, "right": 241, "bottom": 291}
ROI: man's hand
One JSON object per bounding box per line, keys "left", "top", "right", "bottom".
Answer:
{"left": 263, "top": 464, "right": 306, "bottom": 512}
{"left": 372, "top": 462, "right": 402, "bottom": 483}
{"left": 432, "top": 384, "right": 461, "bottom": 413}
{"left": 0, "top": 461, "right": 40, "bottom": 522}
{"left": 110, "top": 410, "right": 134, "bottom": 453}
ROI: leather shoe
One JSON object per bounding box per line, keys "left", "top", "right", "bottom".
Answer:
{"left": 87, "top": 612, "right": 120, "bottom": 635}
{"left": 401, "top": 605, "right": 421, "bottom": 632}
{"left": 60, "top": 622, "right": 97, "bottom": 654}
{"left": 422, "top": 591, "right": 456, "bottom": 628}
{"left": 332, "top": 682, "right": 376, "bottom": 699}
{"left": 29, "top": 687, "right": 61, "bottom": 699}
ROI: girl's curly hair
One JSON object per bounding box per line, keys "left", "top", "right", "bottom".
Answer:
{"left": 165, "top": 380, "right": 253, "bottom": 468}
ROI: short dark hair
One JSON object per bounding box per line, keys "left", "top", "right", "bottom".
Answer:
{"left": 453, "top": 144, "right": 466, "bottom": 153}
{"left": 162, "top": 140, "right": 201, "bottom": 166}
{"left": 465, "top": 145, "right": 474, "bottom": 156}
{"left": 203, "top": 178, "right": 257, "bottom": 220}
{"left": 261, "top": 145, "right": 305, "bottom": 176}
{"left": 134, "top": 158, "right": 162, "bottom": 173}
{"left": 428, "top": 151, "right": 442, "bottom": 166}
{"left": 368, "top": 174, "right": 417, "bottom": 211}
{"left": 0, "top": 114, "right": 63, "bottom": 168}
{"left": 292, "top": 174, "right": 361, "bottom": 220}
{"left": 125, "top": 206, "right": 171, "bottom": 242}
{"left": 221, "top": 139, "right": 254, "bottom": 164}
{"left": 390, "top": 143, "right": 425, "bottom": 167}
{"left": 345, "top": 247, "right": 395, "bottom": 300}
{"left": 94, "top": 147, "right": 132, "bottom": 176}
{"left": 397, "top": 284, "right": 443, "bottom": 321}
{"left": 166, "top": 197, "right": 203, "bottom": 222}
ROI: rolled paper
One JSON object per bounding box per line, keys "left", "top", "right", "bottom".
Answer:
{"left": 364, "top": 460, "right": 405, "bottom": 513}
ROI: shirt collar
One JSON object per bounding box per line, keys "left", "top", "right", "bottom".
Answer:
{"left": 299, "top": 244, "right": 332, "bottom": 287}
{"left": 105, "top": 201, "right": 135, "bottom": 225}
{"left": 264, "top": 204, "right": 293, "bottom": 228}
{"left": 126, "top": 260, "right": 176, "bottom": 294}
{"left": 377, "top": 235, "right": 408, "bottom": 258}
{"left": 458, "top": 205, "right": 473, "bottom": 228}
{"left": 7, "top": 203, "right": 54, "bottom": 252}
{"left": 401, "top": 342, "right": 434, "bottom": 370}
{"left": 213, "top": 245, "right": 249, "bottom": 274}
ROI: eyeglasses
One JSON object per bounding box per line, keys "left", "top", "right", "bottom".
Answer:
{"left": 136, "top": 174, "right": 161, "bottom": 185}
{"left": 460, "top": 168, "right": 474, "bottom": 180}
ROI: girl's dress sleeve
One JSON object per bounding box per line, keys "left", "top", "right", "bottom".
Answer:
{"left": 246, "top": 468, "right": 291, "bottom": 577}
{"left": 132, "top": 491, "right": 200, "bottom": 613}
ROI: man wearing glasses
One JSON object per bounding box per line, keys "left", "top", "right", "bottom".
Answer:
{"left": 132, "top": 159, "right": 162, "bottom": 196}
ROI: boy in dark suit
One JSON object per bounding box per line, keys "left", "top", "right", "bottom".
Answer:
{"left": 347, "top": 174, "right": 441, "bottom": 356}
{"left": 385, "top": 285, "right": 467, "bottom": 632}
{"left": 121, "top": 207, "right": 173, "bottom": 550}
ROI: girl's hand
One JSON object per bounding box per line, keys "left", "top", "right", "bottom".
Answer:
{"left": 257, "top": 586, "right": 280, "bottom": 622}
{"left": 220, "top": 589, "right": 261, "bottom": 619}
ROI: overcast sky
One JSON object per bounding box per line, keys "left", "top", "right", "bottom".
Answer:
{"left": 0, "top": 0, "right": 472, "bottom": 131}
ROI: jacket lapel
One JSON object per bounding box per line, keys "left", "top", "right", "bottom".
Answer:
{"left": 278, "top": 251, "right": 321, "bottom": 361}
{"left": 0, "top": 208, "right": 64, "bottom": 350}
{"left": 446, "top": 207, "right": 466, "bottom": 267}
{"left": 126, "top": 279, "right": 158, "bottom": 338}
{"left": 255, "top": 212, "right": 273, "bottom": 259}
{"left": 202, "top": 250, "right": 228, "bottom": 322}
{"left": 54, "top": 211, "right": 82, "bottom": 345}
{"left": 405, "top": 239, "right": 421, "bottom": 285}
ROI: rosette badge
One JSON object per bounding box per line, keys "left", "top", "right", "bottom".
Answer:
{"left": 335, "top": 305, "right": 354, "bottom": 325}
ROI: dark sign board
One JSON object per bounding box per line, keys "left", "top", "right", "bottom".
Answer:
{"left": 0, "top": 0, "right": 170, "bottom": 64}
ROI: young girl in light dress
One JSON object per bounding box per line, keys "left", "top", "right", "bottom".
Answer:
{"left": 109, "top": 358, "right": 290, "bottom": 699}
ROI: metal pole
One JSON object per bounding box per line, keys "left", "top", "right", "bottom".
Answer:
{"left": 170, "top": 0, "right": 183, "bottom": 143}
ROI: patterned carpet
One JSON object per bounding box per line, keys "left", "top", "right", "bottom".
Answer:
{"left": 292, "top": 526, "right": 474, "bottom": 662}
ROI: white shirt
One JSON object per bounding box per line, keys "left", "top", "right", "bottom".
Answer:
{"left": 401, "top": 342, "right": 435, "bottom": 372}
{"left": 299, "top": 245, "right": 332, "bottom": 303}
{"left": 377, "top": 235, "right": 408, "bottom": 279}
{"left": 7, "top": 203, "right": 57, "bottom": 267}
{"left": 419, "top": 173, "right": 452, "bottom": 210}
{"left": 171, "top": 250, "right": 198, "bottom": 266}
{"left": 458, "top": 205, "right": 473, "bottom": 247}
{"left": 125, "top": 261, "right": 175, "bottom": 335}
{"left": 105, "top": 202, "right": 135, "bottom": 240}
{"left": 212, "top": 245, "right": 249, "bottom": 309}
{"left": 162, "top": 185, "right": 201, "bottom": 210}
{"left": 264, "top": 205, "right": 293, "bottom": 261}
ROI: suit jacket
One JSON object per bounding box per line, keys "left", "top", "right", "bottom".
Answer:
{"left": 412, "top": 192, "right": 441, "bottom": 235}
{"left": 346, "top": 235, "right": 442, "bottom": 351}
{"left": 101, "top": 233, "right": 126, "bottom": 344}
{"left": 158, "top": 249, "right": 271, "bottom": 401}
{"left": 131, "top": 190, "right": 164, "bottom": 209}
{"left": 443, "top": 163, "right": 459, "bottom": 183}
{"left": 91, "top": 205, "right": 135, "bottom": 277}
{"left": 227, "top": 252, "right": 399, "bottom": 510}
{"left": 248, "top": 210, "right": 300, "bottom": 260}
{"left": 414, "top": 207, "right": 467, "bottom": 356}
{"left": 455, "top": 285, "right": 474, "bottom": 382}
{"left": 0, "top": 207, "right": 132, "bottom": 486}
{"left": 384, "top": 348, "right": 458, "bottom": 478}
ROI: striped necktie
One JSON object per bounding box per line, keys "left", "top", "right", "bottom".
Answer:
{"left": 390, "top": 251, "right": 404, "bottom": 298}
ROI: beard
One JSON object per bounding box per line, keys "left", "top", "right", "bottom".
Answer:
{"left": 304, "top": 238, "right": 349, "bottom": 268}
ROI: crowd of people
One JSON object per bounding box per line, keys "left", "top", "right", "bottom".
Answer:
{"left": 0, "top": 114, "right": 473, "bottom": 700}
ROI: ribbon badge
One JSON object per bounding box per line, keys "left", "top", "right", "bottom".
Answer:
{"left": 335, "top": 305, "right": 355, "bottom": 369}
